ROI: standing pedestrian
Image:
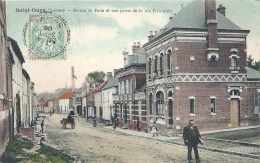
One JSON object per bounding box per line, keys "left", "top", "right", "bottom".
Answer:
{"left": 152, "top": 121, "right": 158, "bottom": 137}
{"left": 41, "top": 120, "right": 44, "bottom": 133}
{"left": 183, "top": 119, "right": 203, "bottom": 163}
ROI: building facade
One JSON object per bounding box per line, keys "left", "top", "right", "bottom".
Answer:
{"left": 59, "top": 91, "right": 75, "bottom": 114}
{"left": 101, "top": 77, "right": 118, "bottom": 124}
{"left": 22, "top": 68, "right": 30, "bottom": 127}
{"left": 0, "top": 0, "right": 13, "bottom": 156}
{"left": 144, "top": 0, "right": 260, "bottom": 134}
{"left": 9, "top": 37, "right": 24, "bottom": 134}
{"left": 94, "top": 80, "right": 108, "bottom": 121}
{"left": 113, "top": 43, "right": 147, "bottom": 132}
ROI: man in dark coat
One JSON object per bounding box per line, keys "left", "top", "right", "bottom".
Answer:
{"left": 183, "top": 119, "right": 202, "bottom": 163}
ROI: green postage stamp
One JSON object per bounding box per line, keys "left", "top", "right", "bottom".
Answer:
{"left": 23, "top": 13, "right": 70, "bottom": 59}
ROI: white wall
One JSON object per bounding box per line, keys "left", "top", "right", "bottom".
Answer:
{"left": 22, "top": 74, "right": 28, "bottom": 127}
{"left": 102, "top": 87, "right": 116, "bottom": 121}
{"left": 59, "top": 99, "right": 69, "bottom": 114}
{"left": 11, "top": 46, "right": 23, "bottom": 131}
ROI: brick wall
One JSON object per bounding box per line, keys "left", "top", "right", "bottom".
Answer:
{"left": 173, "top": 82, "right": 259, "bottom": 132}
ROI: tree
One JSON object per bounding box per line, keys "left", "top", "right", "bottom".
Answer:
{"left": 87, "top": 71, "right": 106, "bottom": 87}
{"left": 247, "top": 55, "right": 260, "bottom": 70}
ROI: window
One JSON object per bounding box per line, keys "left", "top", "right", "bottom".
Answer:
{"left": 159, "top": 53, "right": 163, "bottom": 75}
{"left": 156, "top": 91, "right": 164, "bottom": 115}
{"left": 148, "top": 58, "right": 152, "bottom": 79}
{"left": 129, "top": 102, "right": 132, "bottom": 120}
{"left": 149, "top": 93, "right": 153, "bottom": 114}
{"left": 189, "top": 97, "right": 195, "bottom": 115}
{"left": 126, "top": 80, "right": 128, "bottom": 94}
{"left": 167, "top": 50, "right": 172, "bottom": 74}
{"left": 124, "top": 81, "right": 126, "bottom": 94}
{"left": 229, "top": 49, "right": 240, "bottom": 72}
{"left": 138, "top": 101, "right": 142, "bottom": 121}
{"left": 231, "top": 56, "right": 238, "bottom": 70}
{"left": 230, "top": 90, "right": 240, "bottom": 97}
{"left": 210, "top": 98, "right": 216, "bottom": 114}
{"left": 128, "top": 79, "right": 132, "bottom": 94}
{"left": 154, "top": 56, "right": 158, "bottom": 75}
{"left": 254, "top": 91, "right": 260, "bottom": 114}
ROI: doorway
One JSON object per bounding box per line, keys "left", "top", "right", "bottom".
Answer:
{"left": 230, "top": 99, "right": 240, "bottom": 127}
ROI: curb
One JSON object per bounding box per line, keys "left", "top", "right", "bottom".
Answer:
{"left": 202, "top": 137, "right": 260, "bottom": 147}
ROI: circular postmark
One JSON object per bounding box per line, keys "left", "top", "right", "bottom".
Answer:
{"left": 23, "top": 12, "right": 70, "bottom": 59}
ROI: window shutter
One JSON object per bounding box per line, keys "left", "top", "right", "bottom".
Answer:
{"left": 254, "top": 92, "right": 259, "bottom": 114}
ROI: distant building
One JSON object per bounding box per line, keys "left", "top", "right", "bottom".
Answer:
{"left": 94, "top": 80, "right": 108, "bottom": 121}
{"left": 113, "top": 42, "right": 147, "bottom": 132}
{"left": 59, "top": 91, "right": 75, "bottom": 114}
{"left": 101, "top": 76, "right": 118, "bottom": 124}
{"left": 51, "top": 88, "right": 69, "bottom": 113}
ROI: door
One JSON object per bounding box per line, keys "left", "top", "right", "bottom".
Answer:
{"left": 16, "top": 95, "right": 21, "bottom": 132}
{"left": 230, "top": 99, "right": 240, "bottom": 127}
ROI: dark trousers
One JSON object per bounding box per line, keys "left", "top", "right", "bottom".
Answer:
{"left": 187, "top": 143, "right": 200, "bottom": 161}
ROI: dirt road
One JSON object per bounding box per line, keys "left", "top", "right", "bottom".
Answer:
{"left": 46, "top": 114, "right": 259, "bottom": 163}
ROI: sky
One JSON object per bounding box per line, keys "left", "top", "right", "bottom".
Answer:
{"left": 6, "top": 0, "right": 260, "bottom": 94}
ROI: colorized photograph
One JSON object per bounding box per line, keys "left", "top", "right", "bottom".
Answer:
{"left": 0, "top": 0, "right": 260, "bottom": 162}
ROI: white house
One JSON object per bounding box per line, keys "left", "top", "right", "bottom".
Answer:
{"left": 22, "top": 68, "right": 30, "bottom": 127}
{"left": 9, "top": 38, "right": 25, "bottom": 133}
{"left": 59, "top": 91, "right": 74, "bottom": 114}
{"left": 101, "top": 77, "right": 118, "bottom": 124}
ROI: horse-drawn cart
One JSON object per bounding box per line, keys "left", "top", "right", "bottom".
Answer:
{"left": 60, "top": 110, "right": 77, "bottom": 129}
{"left": 60, "top": 116, "right": 75, "bottom": 129}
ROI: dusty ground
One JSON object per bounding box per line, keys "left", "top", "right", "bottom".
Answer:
{"left": 46, "top": 114, "right": 259, "bottom": 163}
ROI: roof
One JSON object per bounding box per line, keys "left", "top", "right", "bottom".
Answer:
{"left": 85, "top": 88, "right": 96, "bottom": 97}
{"left": 153, "top": 0, "right": 243, "bottom": 40}
{"left": 53, "top": 88, "right": 69, "bottom": 97}
{"left": 102, "top": 77, "right": 118, "bottom": 90}
{"left": 126, "top": 48, "right": 146, "bottom": 66}
{"left": 22, "top": 68, "right": 30, "bottom": 80}
{"left": 59, "top": 91, "right": 75, "bottom": 99}
{"left": 37, "top": 99, "right": 48, "bottom": 106}
{"left": 8, "top": 37, "right": 25, "bottom": 64}
{"left": 94, "top": 80, "right": 108, "bottom": 92}
{"left": 247, "top": 67, "right": 260, "bottom": 80}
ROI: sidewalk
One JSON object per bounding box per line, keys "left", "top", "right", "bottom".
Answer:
{"left": 103, "top": 126, "right": 181, "bottom": 142}
{"left": 103, "top": 125, "right": 260, "bottom": 159}
{"left": 104, "top": 125, "right": 260, "bottom": 140}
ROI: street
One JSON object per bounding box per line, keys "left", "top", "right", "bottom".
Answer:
{"left": 45, "top": 114, "right": 259, "bottom": 163}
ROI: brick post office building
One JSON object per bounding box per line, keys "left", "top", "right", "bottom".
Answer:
{"left": 144, "top": 0, "right": 260, "bottom": 134}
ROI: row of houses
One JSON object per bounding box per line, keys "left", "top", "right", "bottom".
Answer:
{"left": 40, "top": 0, "right": 260, "bottom": 136}
{"left": 0, "top": 1, "right": 36, "bottom": 156}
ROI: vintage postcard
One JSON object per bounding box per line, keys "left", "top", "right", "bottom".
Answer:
{"left": 1, "top": 0, "right": 260, "bottom": 162}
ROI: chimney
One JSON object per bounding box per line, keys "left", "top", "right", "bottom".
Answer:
{"left": 106, "top": 72, "right": 113, "bottom": 80}
{"left": 148, "top": 31, "right": 154, "bottom": 41}
{"left": 132, "top": 42, "right": 140, "bottom": 54}
{"left": 123, "top": 50, "right": 129, "bottom": 67}
{"left": 217, "top": 4, "right": 226, "bottom": 16}
{"left": 114, "top": 69, "right": 118, "bottom": 77}
{"left": 71, "top": 66, "right": 75, "bottom": 90}
{"left": 205, "top": 0, "right": 219, "bottom": 60}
